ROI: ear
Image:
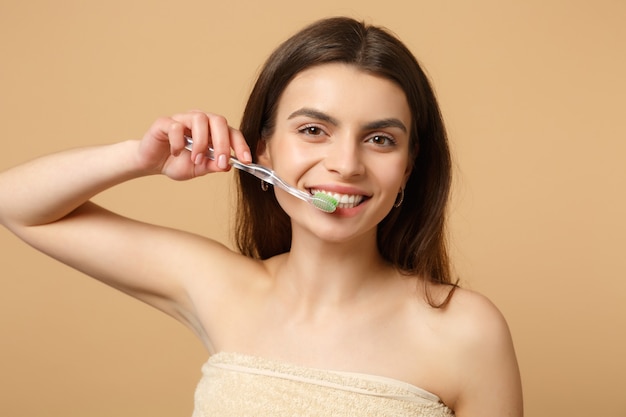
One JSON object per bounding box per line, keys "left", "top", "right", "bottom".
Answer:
{"left": 256, "top": 138, "right": 272, "bottom": 167}
{"left": 402, "top": 159, "right": 414, "bottom": 188}
{"left": 402, "top": 142, "right": 418, "bottom": 186}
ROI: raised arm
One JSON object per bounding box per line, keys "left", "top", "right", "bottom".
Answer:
{"left": 0, "top": 111, "right": 250, "bottom": 227}
{"left": 0, "top": 111, "right": 252, "bottom": 344}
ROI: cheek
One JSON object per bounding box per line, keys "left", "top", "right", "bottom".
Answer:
{"left": 268, "top": 137, "right": 324, "bottom": 177}
{"left": 383, "top": 177, "right": 404, "bottom": 201}
{"left": 370, "top": 153, "right": 410, "bottom": 184}
{"left": 382, "top": 165, "right": 411, "bottom": 202}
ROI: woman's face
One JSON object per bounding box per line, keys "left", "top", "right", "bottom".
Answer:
{"left": 258, "top": 63, "right": 412, "bottom": 243}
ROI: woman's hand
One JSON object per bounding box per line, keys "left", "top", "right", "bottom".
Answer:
{"left": 137, "top": 110, "right": 252, "bottom": 180}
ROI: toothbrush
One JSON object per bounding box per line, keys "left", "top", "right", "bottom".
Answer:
{"left": 184, "top": 136, "right": 338, "bottom": 213}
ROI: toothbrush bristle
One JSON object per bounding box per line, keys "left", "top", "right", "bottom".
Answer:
{"left": 312, "top": 192, "right": 338, "bottom": 213}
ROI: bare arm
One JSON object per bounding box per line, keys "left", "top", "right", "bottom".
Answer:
{"left": 0, "top": 111, "right": 250, "bottom": 228}
{"left": 0, "top": 111, "right": 252, "bottom": 343}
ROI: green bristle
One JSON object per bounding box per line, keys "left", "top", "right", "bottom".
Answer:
{"left": 312, "top": 192, "right": 338, "bottom": 213}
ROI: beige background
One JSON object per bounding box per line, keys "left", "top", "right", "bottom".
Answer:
{"left": 1, "top": 0, "right": 624, "bottom": 416}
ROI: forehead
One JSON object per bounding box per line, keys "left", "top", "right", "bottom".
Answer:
{"left": 276, "top": 63, "right": 411, "bottom": 127}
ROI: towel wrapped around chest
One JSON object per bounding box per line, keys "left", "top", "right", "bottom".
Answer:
{"left": 192, "top": 352, "right": 454, "bottom": 417}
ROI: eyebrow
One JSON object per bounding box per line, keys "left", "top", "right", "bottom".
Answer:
{"left": 288, "top": 108, "right": 339, "bottom": 126}
{"left": 288, "top": 107, "right": 408, "bottom": 133}
{"left": 363, "top": 118, "right": 408, "bottom": 133}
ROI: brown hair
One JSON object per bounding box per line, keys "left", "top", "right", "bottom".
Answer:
{"left": 235, "top": 17, "right": 456, "bottom": 306}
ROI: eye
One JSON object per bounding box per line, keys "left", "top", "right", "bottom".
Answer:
{"left": 298, "top": 125, "right": 326, "bottom": 137}
{"left": 366, "top": 134, "right": 396, "bottom": 147}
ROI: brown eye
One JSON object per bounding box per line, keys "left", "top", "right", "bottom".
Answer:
{"left": 298, "top": 125, "right": 324, "bottom": 136}
{"left": 367, "top": 134, "right": 396, "bottom": 147}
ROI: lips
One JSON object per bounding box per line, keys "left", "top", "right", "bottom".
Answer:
{"left": 310, "top": 189, "right": 366, "bottom": 209}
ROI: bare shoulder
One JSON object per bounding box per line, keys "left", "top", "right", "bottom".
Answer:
{"left": 435, "top": 286, "right": 524, "bottom": 416}
{"left": 442, "top": 287, "right": 511, "bottom": 343}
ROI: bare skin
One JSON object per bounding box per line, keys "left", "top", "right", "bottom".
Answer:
{"left": 0, "top": 64, "right": 522, "bottom": 416}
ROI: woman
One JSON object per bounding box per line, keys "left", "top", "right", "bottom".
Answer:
{"left": 0, "top": 17, "right": 522, "bottom": 416}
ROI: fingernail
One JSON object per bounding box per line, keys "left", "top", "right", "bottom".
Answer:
{"left": 195, "top": 154, "right": 203, "bottom": 165}
{"left": 218, "top": 154, "right": 228, "bottom": 169}
{"left": 243, "top": 151, "right": 252, "bottom": 163}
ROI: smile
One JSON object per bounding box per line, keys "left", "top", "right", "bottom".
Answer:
{"left": 310, "top": 189, "right": 366, "bottom": 209}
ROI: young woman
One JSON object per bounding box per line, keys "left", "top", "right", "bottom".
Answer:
{"left": 0, "top": 17, "right": 523, "bottom": 416}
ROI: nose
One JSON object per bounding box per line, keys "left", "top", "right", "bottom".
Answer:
{"left": 323, "top": 139, "right": 365, "bottom": 178}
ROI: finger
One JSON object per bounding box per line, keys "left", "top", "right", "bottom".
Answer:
{"left": 147, "top": 116, "right": 175, "bottom": 141}
{"left": 170, "top": 111, "right": 211, "bottom": 164}
{"left": 168, "top": 121, "right": 187, "bottom": 156}
{"left": 188, "top": 111, "right": 211, "bottom": 165}
{"left": 206, "top": 113, "right": 232, "bottom": 171}
{"left": 228, "top": 127, "right": 252, "bottom": 164}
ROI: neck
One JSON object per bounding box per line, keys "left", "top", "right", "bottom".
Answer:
{"left": 273, "top": 228, "right": 394, "bottom": 312}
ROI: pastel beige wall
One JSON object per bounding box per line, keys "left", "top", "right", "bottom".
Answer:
{"left": 1, "top": 0, "right": 624, "bottom": 416}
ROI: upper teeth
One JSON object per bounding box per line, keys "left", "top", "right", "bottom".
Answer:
{"left": 311, "top": 189, "right": 364, "bottom": 208}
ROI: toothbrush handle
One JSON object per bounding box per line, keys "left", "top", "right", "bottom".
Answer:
{"left": 183, "top": 137, "right": 310, "bottom": 203}
{"left": 231, "top": 160, "right": 310, "bottom": 203}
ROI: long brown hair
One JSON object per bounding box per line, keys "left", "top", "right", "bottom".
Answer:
{"left": 235, "top": 17, "right": 456, "bottom": 306}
